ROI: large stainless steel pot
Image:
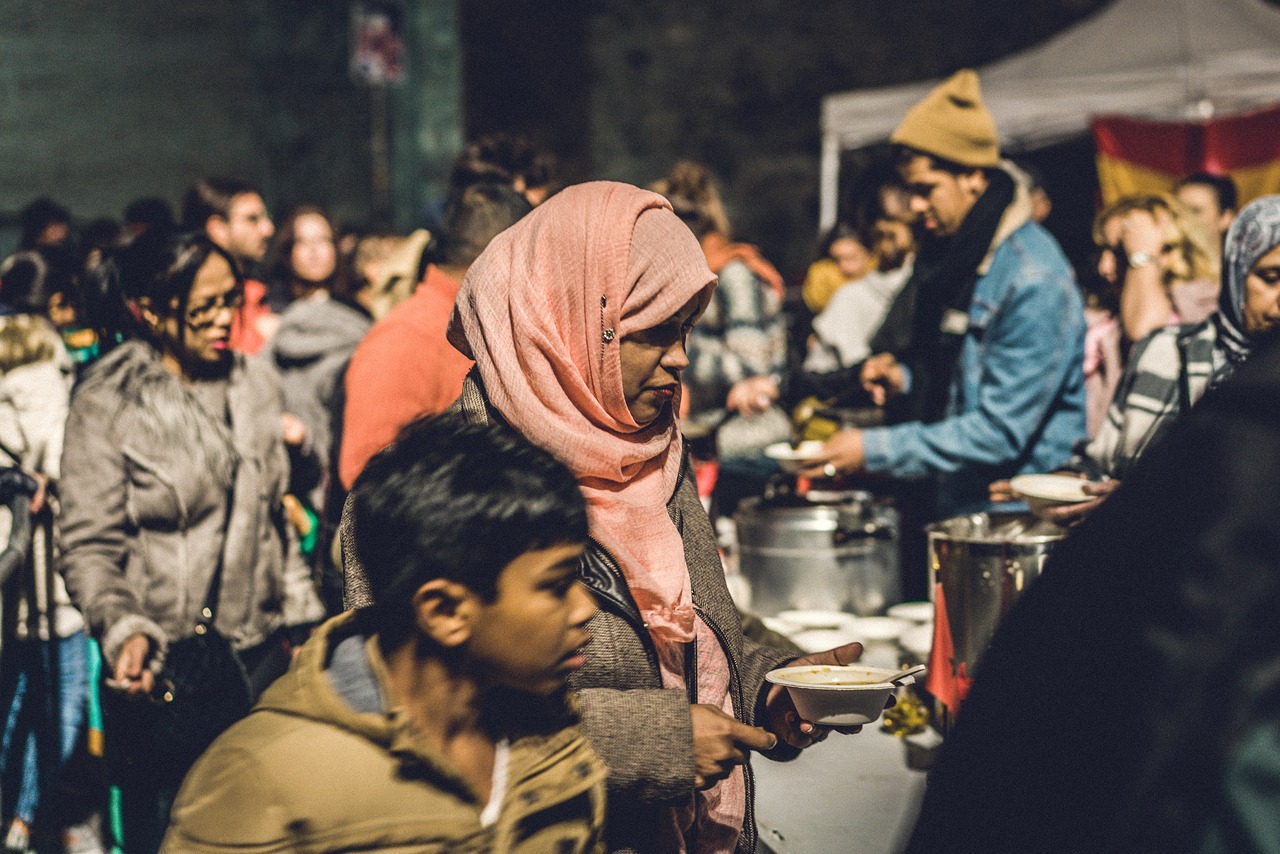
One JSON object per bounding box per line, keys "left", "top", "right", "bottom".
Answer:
{"left": 735, "top": 492, "right": 899, "bottom": 617}
{"left": 926, "top": 513, "right": 1064, "bottom": 675}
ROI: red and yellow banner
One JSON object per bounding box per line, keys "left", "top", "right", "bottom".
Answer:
{"left": 1092, "top": 103, "right": 1280, "bottom": 207}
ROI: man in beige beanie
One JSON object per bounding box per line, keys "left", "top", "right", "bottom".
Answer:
{"left": 800, "top": 69, "right": 1087, "bottom": 521}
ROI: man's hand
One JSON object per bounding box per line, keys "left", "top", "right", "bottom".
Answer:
{"left": 798, "top": 429, "right": 865, "bottom": 479}
{"left": 1037, "top": 479, "right": 1120, "bottom": 526}
{"left": 989, "top": 479, "right": 1017, "bottom": 504}
{"left": 690, "top": 704, "right": 777, "bottom": 789}
{"left": 726, "top": 376, "right": 780, "bottom": 416}
{"left": 763, "top": 641, "right": 870, "bottom": 748}
{"left": 112, "top": 633, "right": 156, "bottom": 698}
{"left": 861, "top": 353, "right": 906, "bottom": 406}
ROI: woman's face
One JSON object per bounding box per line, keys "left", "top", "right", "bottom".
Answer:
{"left": 828, "top": 236, "right": 870, "bottom": 280}
{"left": 1242, "top": 243, "right": 1280, "bottom": 337}
{"left": 158, "top": 253, "right": 239, "bottom": 374}
{"left": 290, "top": 213, "right": 337, "bottom": 284}
{"left": 619, "top": 294, "right": 702, "bottom": 426}
{"left": 1096, "top": 216, "right": 1123, "bottom": 284}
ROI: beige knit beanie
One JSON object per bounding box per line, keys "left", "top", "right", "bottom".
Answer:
{"left": 891, "top": 69, "right": 1000, "bottom": 168}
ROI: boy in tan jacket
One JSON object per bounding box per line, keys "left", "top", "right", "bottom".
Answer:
{"left": 161, "top": 413, "right": 605, "bottom": 853}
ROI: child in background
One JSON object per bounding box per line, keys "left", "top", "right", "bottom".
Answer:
{"left": 801, "top": 223, "right": 873, "bottom": 314}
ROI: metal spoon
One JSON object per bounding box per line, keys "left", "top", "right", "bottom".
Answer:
{"left": 884, "top": 664, "right": 927, "bottom": 685}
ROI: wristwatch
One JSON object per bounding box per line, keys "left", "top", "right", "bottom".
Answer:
{"left": 1127, "top": 250, "right": 1157, "bottom": 268}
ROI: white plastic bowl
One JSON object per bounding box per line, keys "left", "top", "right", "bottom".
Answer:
{"left": 765, "top": 664, "right": 918, "bottom": 726}
{"left": 1009, "top": 473, "right": 1093, "bottom": 517}
{"left": 886, "top": 601, "right": 935, "bottom": 624}
{"left": 764, "top": 440, "right": 824, "bottom": 474}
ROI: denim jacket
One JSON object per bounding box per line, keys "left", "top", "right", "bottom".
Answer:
{"left": 862, "top": 210, "right": 1087, "bottom": 518}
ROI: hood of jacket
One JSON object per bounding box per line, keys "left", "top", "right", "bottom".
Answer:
{"left": 271, "top": 296, "right": 371, "bottom": 368}
{"left": 256, "top": 611, "right": 587, "bottom": 788}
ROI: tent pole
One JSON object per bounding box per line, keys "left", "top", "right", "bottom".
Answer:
{"left": 819, "top": 131, "right": 840, "bottom": 233}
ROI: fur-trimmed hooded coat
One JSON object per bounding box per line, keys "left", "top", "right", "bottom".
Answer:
{"left": 58, "top": 340, "right": 325, "bottom": 672}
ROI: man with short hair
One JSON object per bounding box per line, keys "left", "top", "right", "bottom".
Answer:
{"left": 1174, "top": 171, "right": 1238, "bottom": 241}
{"left": 338, "top": 183, "right": 533, "bottom": 488}
{"left": 181, "top": 176, "right": 276, "bottom": 353}
{"left": 802, "top": 70, "right": 1087, "bottom": 518}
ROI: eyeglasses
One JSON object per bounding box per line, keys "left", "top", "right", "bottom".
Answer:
{"left": 185, "top": 287, "right": 245, "bottom": 328}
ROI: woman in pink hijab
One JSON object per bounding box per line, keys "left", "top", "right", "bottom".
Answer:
{"left": 440, "top": 181, "right": 862, "bottom": 853}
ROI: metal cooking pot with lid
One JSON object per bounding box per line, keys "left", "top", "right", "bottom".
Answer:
{"left": 927, "top": 513, "right": 1065, "bottom": 676}
{"left": 735, "top": 491, "right": 899, "bottom": 617}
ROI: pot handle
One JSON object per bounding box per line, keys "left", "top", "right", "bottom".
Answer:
{"left": 833, "top": 522, "right": 894, "bottom": 544}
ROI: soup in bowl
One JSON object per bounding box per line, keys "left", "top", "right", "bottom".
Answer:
{"left": 765, "top": 664, "right": 919, "bottom": 725}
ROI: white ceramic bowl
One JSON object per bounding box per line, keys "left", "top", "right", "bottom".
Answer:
{"left": 899, "top": 623, "right": 934, "bottom": 659}
{"left": 764, "top": 440, "right": 825, "bottom": 474}
{"left": 765, "top": 664, "right": 918, "bottom": 726}
{"left": 776, "top": 609, "right": 857, "bottom": 632}
{"left": 850, "top": 615, "right": 909, "bottom": 642}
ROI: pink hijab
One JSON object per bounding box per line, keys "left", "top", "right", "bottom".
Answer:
{"left": 450, "top": 181, "right": 716, "bottom": 645}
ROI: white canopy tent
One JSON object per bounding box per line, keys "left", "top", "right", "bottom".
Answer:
{"left": 819, "top": 0, "right": 1280, "bottom": 229}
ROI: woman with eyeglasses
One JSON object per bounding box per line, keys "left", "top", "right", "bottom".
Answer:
{"left": 58, "top": 230, "right": 325, "bottom": 854}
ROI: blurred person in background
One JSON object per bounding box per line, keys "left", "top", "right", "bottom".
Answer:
{"left": 181, "top": 176, "right": 276, "bottom": 354}
{"left": 994, "top": 195, "right": 1280, "bottom": 524}
{"left": 419, "top": 132, "right": 558, "bottom": 234}
{"left": 1094, "top": 193, "right": 1220, "bottom": 343}
{"left": 19, "top": 198, "right": 72, "bottom": 254}
{"left": 0, "top": 247, "right": 97, "bottom": 854}
{"left": 1079, "top": 265, "right": 1124, "bottom": 440}
{"left": 803, "top": 185, "right": 916, "bottom": 378}
{"left": 59, "top": 231, "right": 324, "bottom": 854}
{"left": 265, "top": 206, "right": 371, "bottom": 606}
{"left": 1175, "top": 171, "right": 1238, "bottom": 243}
{"left": 121, "top": 198, "right": 175, "bottom": 243}
{"left": 655, "top": 161, "right": 790, "bottom": 513}
{"left": 338, "top": 183, "right": 532, "bottom": 490}
{"left": 800, "top": 222, "right": 873, "bottom": 315}
{"left": 447, "top": 132, "right": 558, "bottom": 208}
{"left": 79, "top": 218, "right": 124, "bottom": 275}
{"left": 1, "top": 247, "right": 103, "bottom": 372}
{"left": 1016, "top": 160, "right": 1053, "bottom": 224}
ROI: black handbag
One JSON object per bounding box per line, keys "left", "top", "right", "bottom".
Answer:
{"left": 151, "top": 621, "right": 253, "bottom": 768}
{"left": 149, "top": 521, "right": 254, "bottom": 769}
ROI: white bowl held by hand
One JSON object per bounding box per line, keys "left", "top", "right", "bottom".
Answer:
{"left": 1009, "top": 473, "right": 1093, "bottom": 517}
{"left": 764, "top": 441, "right": 825, "bottom": 474}
{"left": 766, "top": 664, "right": 920, "bottom": 726}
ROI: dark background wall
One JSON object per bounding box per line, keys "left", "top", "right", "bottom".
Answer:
{"left": 581, "top": 0, "right": 1111, "bottom": 276}
{"left": 0, "top": 0, "right": 1128, "bottom": 273}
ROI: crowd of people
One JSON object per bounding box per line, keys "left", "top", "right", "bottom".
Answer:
{"left": 0, "top": 64, "right": 1273, "bottom": 854}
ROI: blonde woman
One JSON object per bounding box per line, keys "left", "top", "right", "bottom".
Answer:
{"left": 1093, "top": 193, "right": 1219, "bottom": 342}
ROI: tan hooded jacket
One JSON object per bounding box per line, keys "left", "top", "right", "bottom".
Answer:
{"left": 162, "top": 611, "right": 607, "bottom": 854}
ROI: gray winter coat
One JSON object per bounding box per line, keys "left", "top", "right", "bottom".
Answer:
{"left": 269, "top": 295, "right": 371, "bottom": 471}
{"left": 342, "top": 373, "right": 798, "bottom": 854}
{"left": 58, "top": 340, "right": 325, "bottom": 672}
